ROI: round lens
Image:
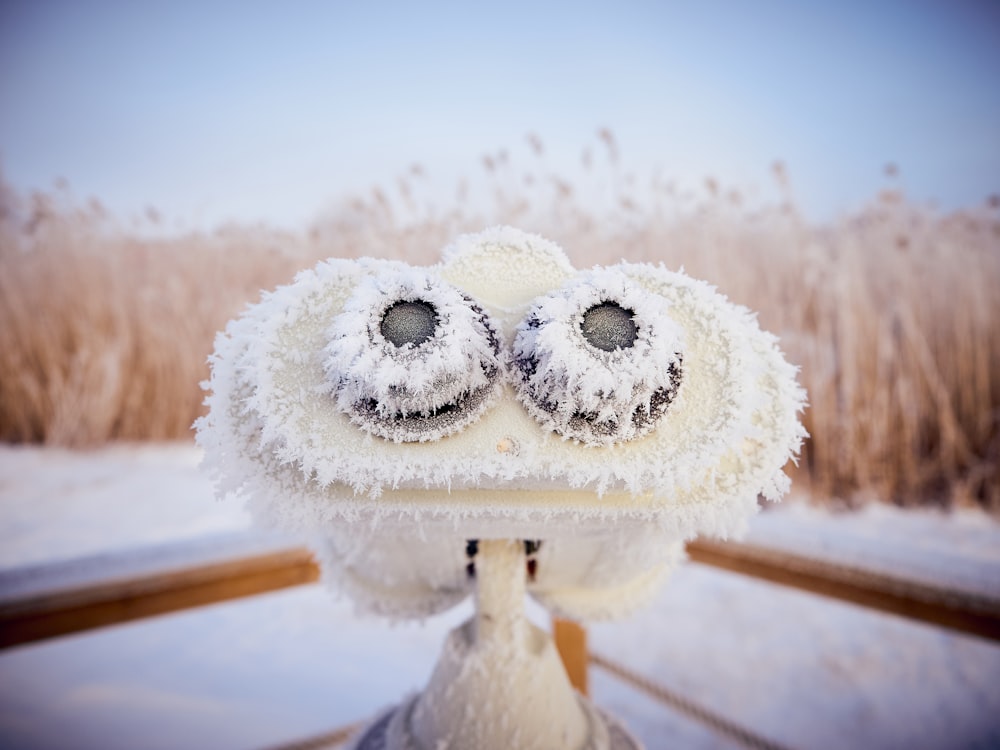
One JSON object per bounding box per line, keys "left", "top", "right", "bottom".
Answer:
{"left": 581, "top": 303, "right": 637, "bottom": 351}
{"left": 380, "top": 300, "right": 438, "bottom": 347}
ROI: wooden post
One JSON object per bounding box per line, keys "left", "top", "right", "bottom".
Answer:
{"left": 552, "top": 617, "right": 589, "bottom": 695}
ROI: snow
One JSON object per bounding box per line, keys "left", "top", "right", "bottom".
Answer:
{"left": 590, "top": 566, "right": 1000, "bottom": 750}
{"left": 1, "top": 442, "right": 999, "bottom": 749}
{"left": 0, "top": 443, "right": 250, "bottom": 571}
{"left": 0, "top": 584, "right": 468, "bottom": 750}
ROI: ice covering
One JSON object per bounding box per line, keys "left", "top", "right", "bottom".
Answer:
{"left": 195, "top": 226, "right": 806, "bottom": 620}
{"left": 512, "top": 268, "right": 684, "bottom": 446}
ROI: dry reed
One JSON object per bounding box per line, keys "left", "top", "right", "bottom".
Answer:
{"left": 1, "top": 137, "right": 997, "bottom": 511}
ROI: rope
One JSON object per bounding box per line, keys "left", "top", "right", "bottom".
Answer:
{"left": 590, "top": 650, "right": 795, "bottom": 750}
{"left": 260, "top": 721, "right": 363, "bottom": 750}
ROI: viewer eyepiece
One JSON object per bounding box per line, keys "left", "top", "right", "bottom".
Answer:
{"left": 380, "top": 300, "right": 438, "bottom": 347}
{"left": 581, "top": 302, "right": 637, "bottom": 352}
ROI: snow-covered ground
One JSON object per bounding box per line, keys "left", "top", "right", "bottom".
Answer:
{"left": 1, "top": 443, "right": 999, "bottom": 749}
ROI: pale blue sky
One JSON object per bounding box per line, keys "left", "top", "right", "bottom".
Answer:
{"left": 1, "top": 0, "right": 998, "bottom": 229}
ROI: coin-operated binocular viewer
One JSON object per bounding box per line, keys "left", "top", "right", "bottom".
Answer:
{"left": 197, "top": 227, "right": 805, "bottom": 750}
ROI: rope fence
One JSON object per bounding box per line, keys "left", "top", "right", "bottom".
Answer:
{"left": 589, "top": 650, "right": 794, "bottom": 750}
{"left": 3, "top": 532, "right": 997, "bottom": 748}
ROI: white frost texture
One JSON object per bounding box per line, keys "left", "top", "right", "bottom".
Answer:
{"left": 195, "top": 226, "right": 807, "bottom": 621}
{"left": 513, "top": 268, "right": 684, "bottom": 446}
{"left": 322, "top": 264, "right": 503, "bottom": 443}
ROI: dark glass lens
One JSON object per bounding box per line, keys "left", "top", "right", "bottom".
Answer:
{"left": 581, "top": 303, "right": 637, "bottom": 351}
{"left": 380, "top": 300, "right": 438, "bottom": 347}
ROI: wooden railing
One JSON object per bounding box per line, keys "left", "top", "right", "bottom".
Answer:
{"left": 686, "top": 539, "right": 1000, "bottom": 642}
{"left": 0, "top": 533, "right": 316, "bottom": 649}
{"left": 3, "top": 532, "right": 998, "bottom": 649}
{"left": 4, "top": 531, "right": 997, "bottom": 750}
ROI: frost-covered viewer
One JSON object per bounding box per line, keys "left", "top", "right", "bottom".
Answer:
{"left": 197, "top": 225, "right": 805, "bottom": 619}
{"left": 195, "top": 227, "right": 805, "bottom": 749}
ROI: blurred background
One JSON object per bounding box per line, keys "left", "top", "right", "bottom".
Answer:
{"left": 1, "top": 0, "right": 999, "bottom": 510}
{"left": 2, "top": 4, "right": 1000, "bottom": 749}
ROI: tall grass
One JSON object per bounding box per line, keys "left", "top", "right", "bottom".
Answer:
{"left": 1, "top": 137, "right": 998, "bottom": 510}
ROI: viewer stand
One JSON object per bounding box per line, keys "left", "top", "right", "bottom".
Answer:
{"left": 350, "top": 539, "right": 640, "bottom": 750}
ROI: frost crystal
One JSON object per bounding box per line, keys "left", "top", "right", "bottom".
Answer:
{"left": 513, "top": 268, "right": 684, "bottom": 446}
{"left": 323, "top": 267, "right": 503, "bottom": 443}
